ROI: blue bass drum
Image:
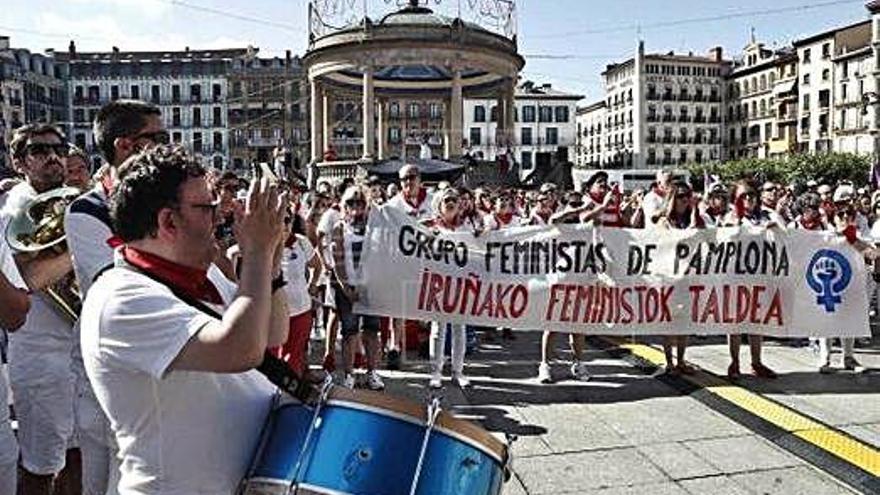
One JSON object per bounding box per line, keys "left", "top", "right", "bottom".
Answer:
{"left": 241, "top": 388, "right": 508, "bottom": 495}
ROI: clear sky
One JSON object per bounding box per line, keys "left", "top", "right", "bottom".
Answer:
{"left": 0, "top": 0, "right": 872, "bottom": 102}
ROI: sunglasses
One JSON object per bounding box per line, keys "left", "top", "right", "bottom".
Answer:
{"left": 26, "top": 142, "right": 69, "bottom": 158}
{"left": 568, "top": 201, "right": 584, "bottom": 208}
{"left": 762, "top": 187, "right": 778, "bottom": 193}
{"left": 131, "top": 130, "right": 170, "bottom": 145}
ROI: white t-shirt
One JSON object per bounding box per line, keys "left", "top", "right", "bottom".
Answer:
{"left": 386, "top": 190, "right": 434, "bottom": 221}
{"left": 80, "top": 258, "right": 276, "bottom": 495}
{"left": 317, "top": 208, "right": 341, "bottom": 284}
{"left": 65, "top": 186, "right": 115, "bottom": 298}
{"left": 282, "top": 235, "right": 316, "bottom": 316}
{"left": 0, "top": 182, "right": 74, "bottom": 387}
{"left": 482, "top": 214, "right": 522, "bottom": 231}
{"left": 640, "top": 189, "right": 667, "bottom": 229}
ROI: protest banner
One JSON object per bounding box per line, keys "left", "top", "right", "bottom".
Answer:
{"left": 353, "top": 206, "right": 870, "bottom": 337}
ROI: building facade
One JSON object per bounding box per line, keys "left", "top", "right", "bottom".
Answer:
{"left": 59, "top": 43, "right": 248, "bottom": 170}
{"left": 575, "top": 100, "right": 607, "bottom": 168}
{"left": 228, "top": 53, "right": 308, "bottom": 172}
{"left": 599, "top": 42, "right": 728, "bottom": 169}
{"left": 463, "top": 81, "right": 581, "bottom": 178}
{"left": 794, "top": 20, "right": 871, "bottom": 153}
{"left": 725, "top": 37, "right": 791, "bottom": 159}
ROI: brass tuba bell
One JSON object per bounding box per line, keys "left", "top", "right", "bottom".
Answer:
{"left": 5, "top": 186, "right": 83, "bottom": 323}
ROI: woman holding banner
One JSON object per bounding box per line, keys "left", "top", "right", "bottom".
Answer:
{"left": 424, "top": 188, "right": 472, "bottom": 389}
{"left": 656, "top": 181, "right": 703, "bottom": 375}
{"left": 722, "top": 180, "right": 779, "bottom": 380}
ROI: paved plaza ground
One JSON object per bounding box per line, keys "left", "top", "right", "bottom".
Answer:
{"left": 366, "top": 329, "right": 880, "bottom": 494}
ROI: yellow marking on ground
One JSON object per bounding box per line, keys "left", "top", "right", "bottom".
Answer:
{"left": 606, "top": 338, "right": 880, "bottom": 477}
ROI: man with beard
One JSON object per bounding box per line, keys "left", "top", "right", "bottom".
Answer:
{"left": 1, "top": 124, "right": 78, "bottom": 495}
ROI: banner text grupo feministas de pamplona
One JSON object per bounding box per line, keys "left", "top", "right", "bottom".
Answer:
{"left": 354, "top": 207, "right": 869, "bottom": 337}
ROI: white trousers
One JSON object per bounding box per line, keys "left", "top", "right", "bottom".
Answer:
{"left": 814, "top": 337, "right": 855, "bottom": 365}
{"left": 75, "top": 375, "right": 113, "bottom": 495}
{"left": 430, "top": 322, "right": 466, "bottom": 376}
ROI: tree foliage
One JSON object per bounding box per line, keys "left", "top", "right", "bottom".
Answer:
{"left": 685, "top": 153, "right": 872, "bottom": 191}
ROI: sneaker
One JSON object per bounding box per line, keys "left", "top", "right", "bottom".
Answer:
{"left": 429, "top": 374, "right": 443, "bottom": 389}
{"left": 570, "top": 361, "right": 590, "bottom": 381}
{"left": 819, "top": 363, "right": 835, "bottom": 374}
{"left": 843, "top": 356, "right": 861, "bottom": 371}
{"left": 342, "top": 373, "right": 356, "bottom": 389}
{"left": 537, "top": 362, "right": 553, "bottom": 384}
{"left": 386, "top": 349, "right": 401, "bottom": 370}
{"left": 364, "top": 370, "right": 385, "bottom": 391}
{"left": 752, "top": 363, "right": 778, "bottom": 379}
{"left": 453, "top": 372, "right": 471, "bottom": 389}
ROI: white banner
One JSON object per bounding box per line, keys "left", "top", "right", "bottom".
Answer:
{"left": 353, "top": 206, "right": 870, "bottom": 337}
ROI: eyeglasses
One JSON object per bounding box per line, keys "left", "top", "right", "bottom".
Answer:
{"left": 25, "top": 142, "right": 69, "bottom": 158}
{"left": 131, "top": 130, "right": 170, "bottom": 145}
{"left": 179, "top": 198, "right": 220, "bottom": 215}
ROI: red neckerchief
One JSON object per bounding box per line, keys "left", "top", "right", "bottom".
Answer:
{"left": 403, "top": 188, "right": 427, "bottom": 210}
{"left": 494, "top": 212, "right": 514, "bottom": 226}
{"left": 799, "top": 216, "right": 822, "bottom": 231}
{"left": 122, "top": 246, "right": 223, "bottom": 305}
{"left": 589, "top": 190, "right": 623, "bottom": 226}
{"left": 432, "top": 215, "right": 460, "bottom": 231}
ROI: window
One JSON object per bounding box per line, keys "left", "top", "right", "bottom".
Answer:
{"left": 802, "top": 94, "right": 810, "bottom": 111}
{"left": 803, "top": 48, "right": 811, "bottom": 64}
{"left": 172, "top": 85, "right": 181, "bottom": 103}
{"left": 213, "top": 132, "right": 223, "bottom": 151}
{"left": 521, "top": 151, "right": 533, "bottom": 170}
{"left": 539, "top": 106, "right": 553, "bottom": 123}
{"left": 554, "top": 106, "right": 569, "bottom": 123}
{"left": 545, "top": 127, "right": 559, "bottom": 145}
{"left": 490, "top": 106, "right": 498, "bottom": 122}
{"left": 842, "top": 84, "right": 848, "bottom": 102}
{"left": 193, "top": 107, "right": 201, "bottom": 127}
{"left": 172, "top": 132, "right": 182, "bottom": 143}
{"left": 822, "top": 69, "right": 830, "bottom": 81}
{"left": 172, "top": 107, "right": 181, "bottom": 127}
{"left": 389, "top": 103, "right": 400, "bottom": 118}
{"left": 822, "top": 43, "right": 830, "bottom": 59}
{"left": 212, "top": 83, "right": 222, "bottom": 101}
{"left": 75, "top": 133, "right": 86, "bottom": 150}
{"left": 429, "top": 103, "right": 441, "bottom": 119}
{"left": 111, "top": 85, "right": 119, "bottom": 101}
{"left": 521, "top": 127, "right": 533, "bottom": 145}
{"left": 803, "top": 74, "right": 810, "bottom": 85}
{"left": 74, "top": 109, "right": 85, "bottom": 123}
{"left": 469, "top": 127, "right": 482, "bottom": 146}
{"left": 389, "top": 127, "right": 401, "bottom": 143}
{"left": 192, "top": 132, "right": 203, "bottom": 152}
{"left": 191, "top": 84, "right": 202, "bottom": 103}
{"left": 522, "top": 105, "right": 536, "bottom": 122}
{"left": 213, "top": 107, "right": 222, "bottom": 127}
{"left": 474, "top": 105, "right": 486, "bottom": 122}
{"left": 232, "top": 81, "right": 242, "bottom": 98}
{"left": 679, "top": 149, "right": 687, "bottom": 164}
{"left": 408, "top": 103, "right": 420, "bottom": 119}
{"left": 130, "top": 85, "right": 140, "bottom": 100}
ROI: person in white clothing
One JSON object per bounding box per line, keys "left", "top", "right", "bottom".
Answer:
{"left": 385, "top": 164, "right": 434, "bottom": 368}
{"left": 424, "top": 188, "right": 472, "bottom": 389}
{"left": 66, "top": 99, "right": 168, "bottom": 495}
{"left": 640, "top": 168, "right": 671, "bottom": 228}
{"left": 80, "top": 145, "right": 289, "bottom": 495}
{"left": 3, "top": 123, "right": 80, "bottom": 495}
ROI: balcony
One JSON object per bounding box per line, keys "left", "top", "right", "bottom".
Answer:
{"left": 708, "top": 95, "right": 721, "bottom": 102}
{"left": 647, "top": 115, "right": 658, "bottom": 122}
{"left": 662, "top": 115, "right": 676, "bottom": 122}
{"left": 678, "top": 94, "right": 691, "bottom": 101}
{"left": 693, "top": 116, "right": 706, "bottom": 123}
{"left": 662, "top": 136, "right": 675, "bottom": 144}
{"left": 647, "top": 92, "right": 660, "bottom": 101}
{"left": 708, "top": 116, "right": 721, "bottom": 124}
{"left": 662, "top": 93, "right": 676, "bottom": 101}
{"left": 694, "top": 94, "right": 705, "bottom": 102}
{"left": 678, "top": 115, "right": 691, "bottom": 123}
{"left": 647, "top": 136, "right": 657, "bottom": 143}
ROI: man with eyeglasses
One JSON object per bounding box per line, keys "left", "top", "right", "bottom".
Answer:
{"left": 1, "top": 123, "right": 81, "bottom": 495}
{"left": 385, "top": 164, "right": 434, "bottom": 368}
{"left": 64, "top": 99, "right": 166, "bottom": 495}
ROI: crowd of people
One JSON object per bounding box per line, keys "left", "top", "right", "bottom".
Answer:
{"left": 0, "top": 98, "right": 876, "bottom": 494}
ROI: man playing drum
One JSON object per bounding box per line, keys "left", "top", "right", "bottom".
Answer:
{"left": 79, "top": 145, "right": 289, "bottom": 494}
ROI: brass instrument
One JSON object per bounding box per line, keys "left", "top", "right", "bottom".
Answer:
{"left": 5, "top": 187, "right": 83, "bottom": 323}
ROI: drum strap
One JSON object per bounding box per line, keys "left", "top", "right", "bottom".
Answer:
{"left": 123, "top": 264, "right": 320, "bottom": 404}
{"left": 409, "top": 397, "right": 443, "bottom": 495}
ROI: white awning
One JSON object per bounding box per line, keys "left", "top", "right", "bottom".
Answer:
{"left": 773, "top": 79, "right": 796, "bottom": 95}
